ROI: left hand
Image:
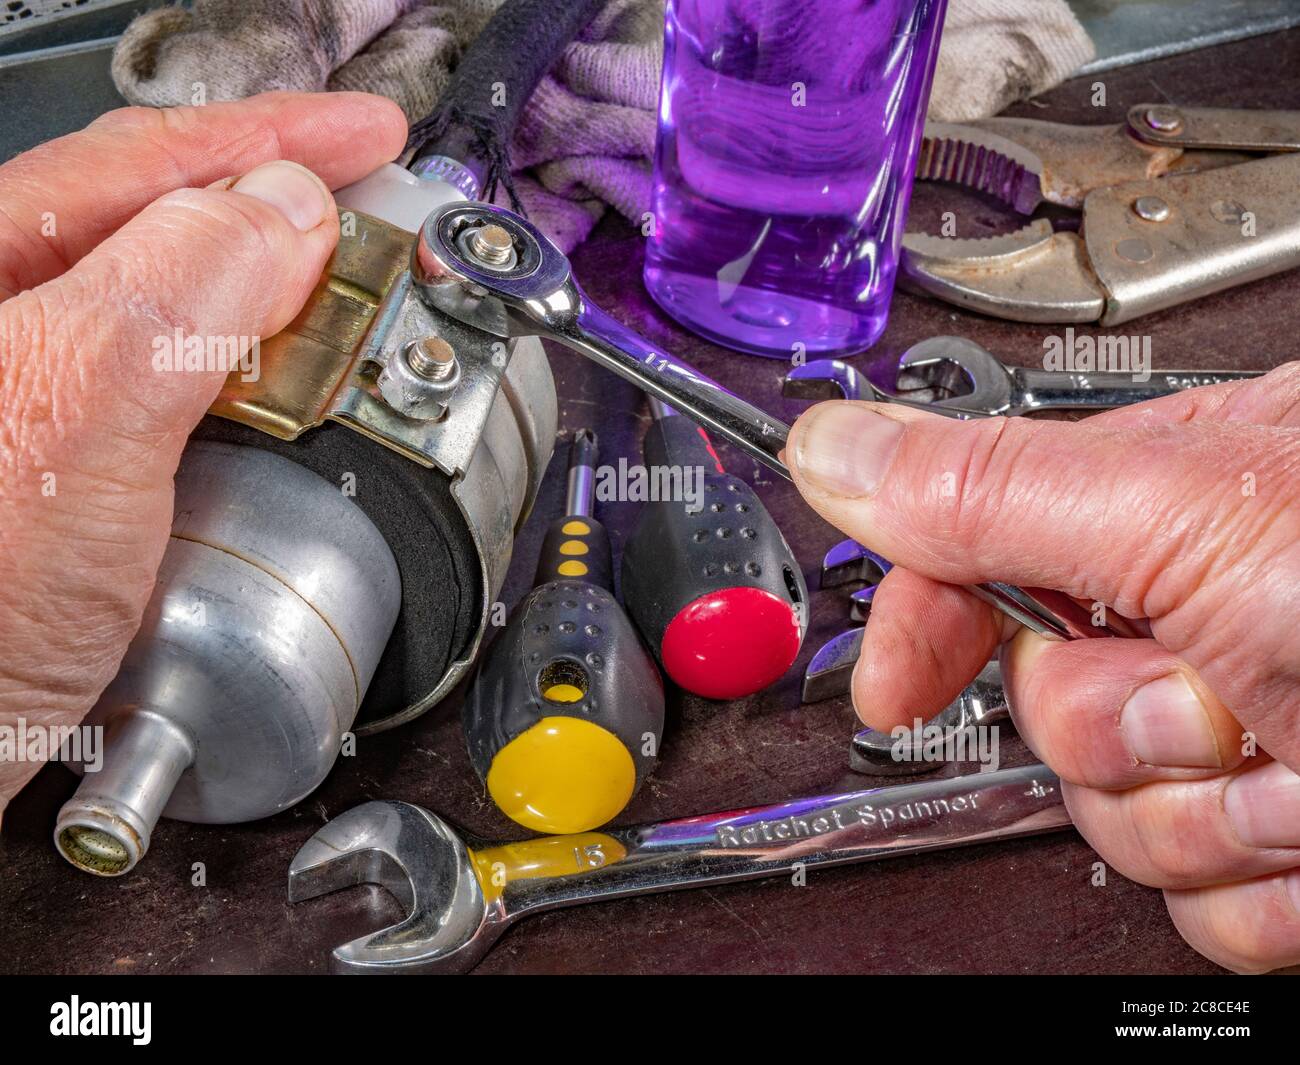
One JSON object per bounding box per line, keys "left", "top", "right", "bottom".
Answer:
{"left": 0, "top": 92, "right": 407, "bottom": 816}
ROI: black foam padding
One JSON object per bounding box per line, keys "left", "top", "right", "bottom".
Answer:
{"left": 192, "top": 416, "right": 481, "bottom": 730}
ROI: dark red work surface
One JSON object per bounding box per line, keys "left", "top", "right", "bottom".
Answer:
{"left": 4, "top": 30, "right": 1297, "bottom": 975}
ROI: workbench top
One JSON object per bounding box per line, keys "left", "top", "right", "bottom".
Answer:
{"left": 3, "top": 29, "right": 1296, "bottom": 975}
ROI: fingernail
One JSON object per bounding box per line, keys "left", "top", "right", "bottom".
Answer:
{"left": 1224, "top": 762, "right": 1300, "bottom": 848}
{"left": 1287, "top": 871, "right": 1300, "bottom": 915}
{"left": 231, "top": 160, "right": 330, "bottom": 231}
{"left": 1119, "top": 673, "right": 1221, "bottom": 768}
{"left": 792, "top": 403, "right": 903, "bottom": 497}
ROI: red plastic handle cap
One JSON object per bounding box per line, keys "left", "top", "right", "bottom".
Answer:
{"left": 660, "top": 586, "right": 802, "bottom": 700}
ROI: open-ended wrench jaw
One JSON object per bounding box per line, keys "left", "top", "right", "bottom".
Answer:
{"left": 780, "top": 356, "right": 971, "bottom": 414}
{"left": 800, "top": 541, "right": 894, "bottom": 704}
{"left": 894, "top": 336, "right": 1017, "bottom": 416}
{"left": 849, "top": 661, "right": 1012, "bottom": 775}
{"left": 288, "top": 801, "right": 497, "bottom": 975}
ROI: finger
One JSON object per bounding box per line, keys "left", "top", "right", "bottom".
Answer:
{"left": 1061, "top": 761, "right": 1300, "bottom": 891}
{"left": 1084, "top": 360, "right": 1300, "bottom": 431}
{"left": 1004, "top": 629, "right": 1246, "bottom": 789}
{"left": 1164, "top": 872, "right": 1300, "bottom": 974}
{"left": 785, "top": 400, "right": 1300, "bottom": 770}
{"left": 786, "top": 399, "right": 1293, "bottom": 603}
{"left": 852, "top": 566, "right": 1002, "bottom": 730}
{"left": 0, "top": 91, "right": 407, "bottom": 297}
{"left": 0, "top": 160, "right": 339, "bottom": 721}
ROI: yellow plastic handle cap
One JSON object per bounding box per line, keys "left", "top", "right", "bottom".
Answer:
{"left": 486, "top": 716, "right": 636, "bottom": 834}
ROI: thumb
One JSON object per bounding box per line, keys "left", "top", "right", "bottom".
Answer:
{"left": 0, "top": 159, "right": 339, "bottom": 727}
{"left": 9, "top": 158, "right": 339, "bottom": 473}
{"left": 785, "top": 401, "right": 1300, "bottom": 732}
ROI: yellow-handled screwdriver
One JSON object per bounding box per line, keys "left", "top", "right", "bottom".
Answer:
{"left": 463, "top": 430, "right": 665, "bottom": 834}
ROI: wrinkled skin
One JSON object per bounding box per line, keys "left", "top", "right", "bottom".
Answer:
{"left": 0, "top": 91, "right": 407, "bottom": 814}
{"left": 1, "top": 90, "right": 1295, "bottom": 975}
{"left": 786, "top": 376, "right": 1300, "bottom": 973}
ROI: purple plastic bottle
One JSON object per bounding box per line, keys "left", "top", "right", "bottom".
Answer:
{"left": 644, "top": 0, "right": 947, "bottom": 358}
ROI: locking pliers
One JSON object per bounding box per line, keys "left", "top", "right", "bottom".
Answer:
{"left": 900, "top": 105, "right": 1300, "bottom": 325}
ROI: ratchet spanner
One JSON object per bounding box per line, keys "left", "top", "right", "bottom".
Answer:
{"left": 414, "top": 201, "right": 1137, "bottom": 642}
{"left": 290, "top": 762, "right": 1071, "bottom": 973}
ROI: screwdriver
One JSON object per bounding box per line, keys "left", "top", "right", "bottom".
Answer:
{"left": 463, "top": 430, "right": 664, "bottom": 835}
{"left": 621, "top": 399, "right": 808, "bottom": 700}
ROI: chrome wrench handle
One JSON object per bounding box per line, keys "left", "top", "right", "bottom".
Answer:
{"left": 559, "top": 300, "right": 791, "bottom": 471}
{"left": 413, "top": 200, "right": 788, "bottom": 470}
{"left": 489, "top": 763, "right": 1071, "bottom": 916}
{"left": 413, "top": 201, "right": 1135, "bottom": 640}
{"left": 290, "top": 764, "right": 1074, "bottom": 973}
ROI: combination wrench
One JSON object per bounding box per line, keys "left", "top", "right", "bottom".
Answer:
{"left": 415, "top": 201, "right": 1137, "bottom": 642}
{"left": 290, "top": 763, "right": 1071, "bottom": 973}
{"left": 783, "top": 337, "right": 1262, "bottom": 417}
{"left": 894, "top": 336, "right": 1263, "bottom": 417}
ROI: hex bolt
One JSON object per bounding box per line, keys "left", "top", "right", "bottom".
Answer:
{"left": 1144, "top": 106, "right": 1182, "bottom": 133}
{"left": 405, "top": 336, "right": 458, "bottom": 381}
{"left": 467, "top": 224, "right": 516, "bottom": 266}
{"left": 1133, "top": 195, "right": 1170, "bottom": 223}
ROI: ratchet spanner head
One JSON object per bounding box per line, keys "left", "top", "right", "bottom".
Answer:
{"left": 414, "top": 201, "right": 792, "bottom": 473}
{"left": 413, "top": 201, "right": 577, "bottom": 341}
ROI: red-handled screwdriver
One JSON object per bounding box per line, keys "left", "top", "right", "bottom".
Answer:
{"left": 620, "top": 399, "right": 807, "bottom": 700}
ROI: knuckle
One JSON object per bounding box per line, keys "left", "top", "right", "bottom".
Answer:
{"left": 0, "top": 293, "right": 75, "bottom": 477}
{"left": 921, "top": 416, "right": 1036, "bottom": 553}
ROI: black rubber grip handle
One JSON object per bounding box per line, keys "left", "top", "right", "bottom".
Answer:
{"left": 622, "top": 418, "right": 808, "bottom": 699}
{"left": 643, "top": 411, "right": 726, "bottom": 473}
{"left": 464, "top": 579, "right": 663, "bottom": 787}
{"left": 406, "top": 0, "right": 608, "bottom": 202}
{"left": 534, "top": 513, "right": 614, "bottom": 590}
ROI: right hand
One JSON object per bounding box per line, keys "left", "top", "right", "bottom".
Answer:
{"left": 785, "top": 364, "right": 1300, "bottom": 973}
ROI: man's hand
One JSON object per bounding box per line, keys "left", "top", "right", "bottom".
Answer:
{"left": 0, "top": 92, "right": 407, "bottom": 815}
{"left": 786, "top": 367, "right": 1300, "bottom": 973}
